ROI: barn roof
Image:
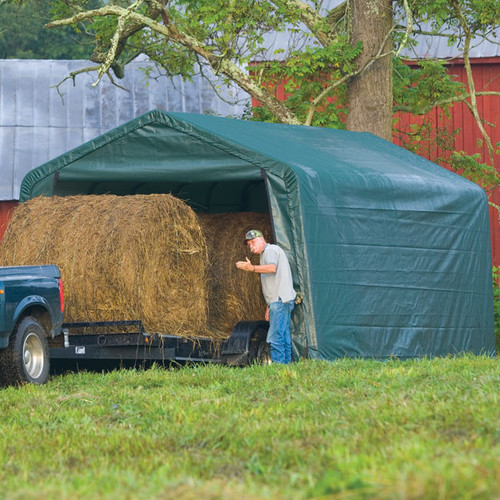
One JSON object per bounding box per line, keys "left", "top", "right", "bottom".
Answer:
{"left": 20, "top": 109, "right": 495, "bottom": 359}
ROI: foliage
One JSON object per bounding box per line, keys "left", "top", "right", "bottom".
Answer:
{"left": 0, "top": 357, "right": 499, "bottom": 499}
{"left": 392, "top": 57, "right": 460, "bottom": 163}
{"left": 0, "top": 0, "right": 101, "bottom": 59}
{"left": 448, "top": 151, "right": 500, "bottom": 189}
{"left": 251, "top": 38, "right": 362, "bottom": 128}
{"left": 393, "top": 58, "right": 465, "bottom": 115}
{"left": 397, "top": 0, "right": 500, "bottom": 41}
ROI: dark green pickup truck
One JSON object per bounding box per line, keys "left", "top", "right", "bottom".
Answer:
{"left": 0, "top": 265, "right": 64, "bottom": 386}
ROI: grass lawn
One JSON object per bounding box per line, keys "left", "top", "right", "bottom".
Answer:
{"left": 0, "top": 356, "right": 498, "bottom": 499}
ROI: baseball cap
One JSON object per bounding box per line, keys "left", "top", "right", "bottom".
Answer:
{"left": 243, "top": 229, "right": 263, "bottom": 245}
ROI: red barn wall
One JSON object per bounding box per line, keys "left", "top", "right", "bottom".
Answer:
{"left": 0, "top": 201, "right": 18, "bottom": 242}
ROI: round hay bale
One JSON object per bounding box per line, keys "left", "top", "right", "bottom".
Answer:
{"left": 198, "top": 212, "right": 273, "bottom": 335}
{"left": 0, "top": 194, "right": 209, "bottom": 337}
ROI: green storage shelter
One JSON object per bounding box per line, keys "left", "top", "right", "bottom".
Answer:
{"left": 20, "top": 110, "right": 495, "bottom": 359}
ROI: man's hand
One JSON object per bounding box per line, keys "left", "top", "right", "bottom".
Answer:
{"left": 265, "top": 306, "right": 269, "bottom": 322}
{"left": 235, "top": 257, "right": 254, "bottom": 272}
{"left": 236, "top": 259, "right": 278, "bottom": 275}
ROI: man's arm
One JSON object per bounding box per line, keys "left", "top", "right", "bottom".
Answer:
{"left": 236, "top": 257, "right": 276, "bottom": 274}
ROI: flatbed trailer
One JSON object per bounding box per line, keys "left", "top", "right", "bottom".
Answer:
{"left": 49, "top": 320, "right": 271, "bottom": 371}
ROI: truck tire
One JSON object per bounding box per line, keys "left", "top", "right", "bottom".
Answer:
{"left": 0, "top": 317, "right": 50, "bottom": 386}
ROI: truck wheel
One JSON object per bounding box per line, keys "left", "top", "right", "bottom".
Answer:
{"left": 0, "top": 317, "right": 50, "bottom": 386}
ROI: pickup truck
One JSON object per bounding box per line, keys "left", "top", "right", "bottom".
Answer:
{"left": 0, "top": 265, "right": 64, "bottom": 386}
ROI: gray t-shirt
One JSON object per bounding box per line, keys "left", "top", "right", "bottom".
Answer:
{"left": 260, "top": 243, "right": 295, "bottom": 305}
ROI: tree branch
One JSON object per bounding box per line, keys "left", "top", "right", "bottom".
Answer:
{"left": 47, "top": 2, "right": 301, "bottom": 125}
{"left": 451, "top": 0, "right": 495, "bottom": 165}
{"left": 394, "top": 0, "right": 413, "bottom": 57}
{"left": 394, "top": 91, "right": 500, "bottom": 114}
{"left": 93, "top": 0, "right": 144, "bottom": 86}
{"left": 270, "top": 0, "right": 341, "bottom": 47}
{"left": 50, "top": 65, "right": 130, "bottom": 105}
{"left": 47, "top": 1, "right": 165, "bottom": 70}
{"left": 326, "top": 1, "right": 348, "bottom": 28}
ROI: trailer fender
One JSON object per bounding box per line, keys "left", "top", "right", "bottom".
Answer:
{"left": 221, "top": 321, "right": 269, "bottom": 365}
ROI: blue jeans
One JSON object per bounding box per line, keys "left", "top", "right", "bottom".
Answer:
{"left": 267, "top": 299, "right": 294, "bottom": 364}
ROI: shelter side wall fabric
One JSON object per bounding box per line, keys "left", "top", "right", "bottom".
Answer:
{"left": 302, "top": 185, "right": 494, "bottom": 358}
{"left": 275, "top": 128, "right": 495, "bottom": 358}
{"left": 264, "top": 168, "right": 314, "bottom": 358}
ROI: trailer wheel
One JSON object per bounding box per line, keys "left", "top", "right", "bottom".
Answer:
{"left": 248, "top": 326, "right": 272, "bottom": 365}
{"left": 0, "top": 317, "right": 50, "bottom": 386}
{"left": 254, "top": 341, "right": 272, "bottom": 365}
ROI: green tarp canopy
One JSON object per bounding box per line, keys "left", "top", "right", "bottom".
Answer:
{"left": 20, "top": 110, "right": 495, "bottom": 359}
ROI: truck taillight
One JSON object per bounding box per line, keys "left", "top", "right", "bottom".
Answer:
{"left": 58, "top": 278, "right": 65, "bottom": 312}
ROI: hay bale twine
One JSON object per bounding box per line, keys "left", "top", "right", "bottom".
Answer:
{"left": 0, "top": 194, "right": 209, "bottom": 336}
{"left": 198, "top": 212, "right": 273, "bottom": 335}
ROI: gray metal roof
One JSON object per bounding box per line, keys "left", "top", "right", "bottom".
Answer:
{"left": 401, "top": 32, "right": 500, "bottom": 59}
{"left": 264, "top": 28, "right": 500, "bottom": 61}
{"left": 261, "top": 0, "right": 500, "bottom": 61}
{"left": 0, "top": 59, "right": 249, "bottom": 200}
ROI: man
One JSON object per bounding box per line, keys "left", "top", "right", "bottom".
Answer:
{"left": 236, "top": 229, "right": 295, "bottom": 364}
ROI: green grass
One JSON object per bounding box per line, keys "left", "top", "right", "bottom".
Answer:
{"left": 0, "top": 356, "right": 499, "bottom": 500}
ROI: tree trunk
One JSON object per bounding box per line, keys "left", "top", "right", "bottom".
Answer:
{"left": 346, "top": 0, "right": 393, "bottom": 141}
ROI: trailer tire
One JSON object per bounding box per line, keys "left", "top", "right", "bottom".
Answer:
{"left": 254, "top": 341, "right": 272, "bottom": 365}
{"left": 0, "top": 317, "right": 50, "bottom": 386}
{"left": 249, "top": 326, "right": 272, "bottom": 365}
